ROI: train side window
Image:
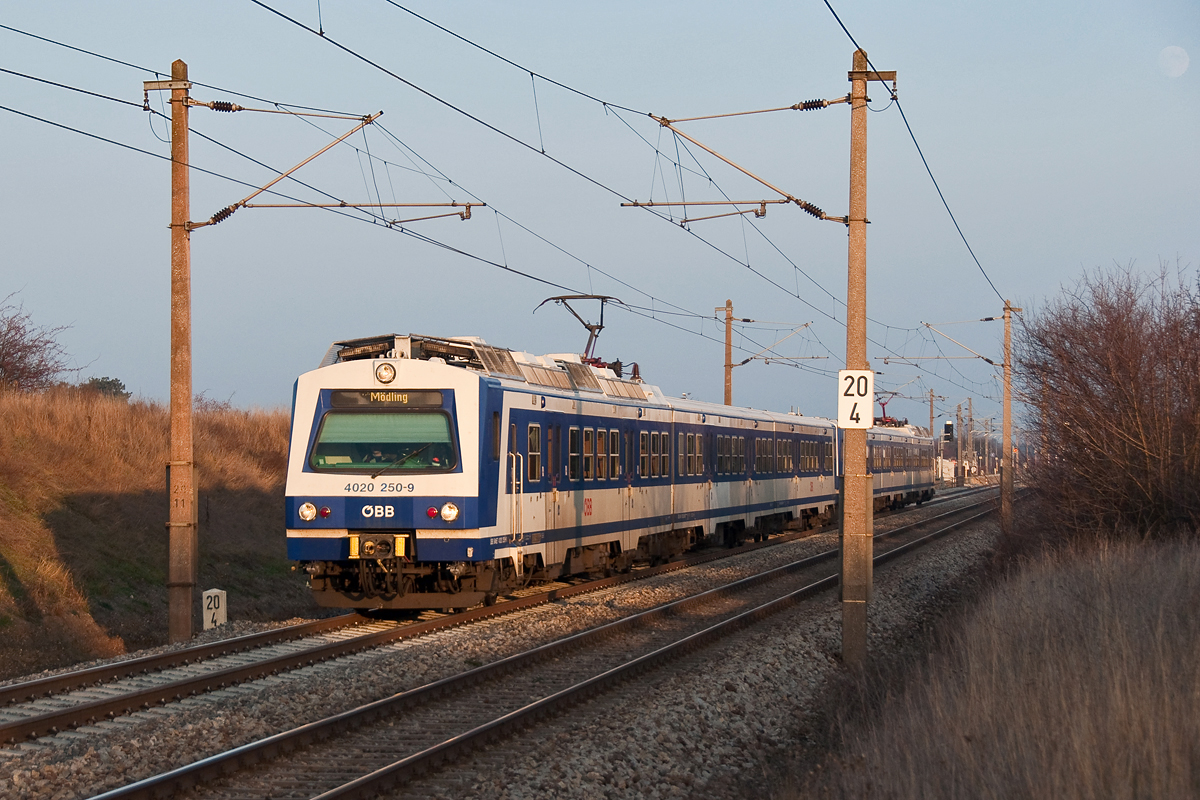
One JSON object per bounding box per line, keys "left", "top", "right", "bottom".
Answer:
{"left": 610, "top": 429, "right": 620, "bottom": 478}
{"left": 697, "top": 433, "right": 705, "bottom": 475}
{"left": 650, "top": 432, "right": 660, "bottom": 477}
{"left": 510, "top": 423, "right": 517, "bottom": 455}
{"left": 686, "top": 434, "right": 695, "bottom": 476}
{"left": 660, "top": 432, "right": 670, "bottom": 477}
{"left": 569, "top": 427, "right": 581, "bottom": 481}
{"left": 492, "top": 412, "right": 501, "bottom": 461}
{"left": 583, "top": 428, "right": 595, "bottom": 480}
{"left": 678, "top": 433, "right": 686, "bottom": 476}
{"left": 737, "top": 436, "right": 746, "bottom": 473}
{"left": 527, "top": 424, "right": 541, "bottom": 482}
{"left": 639, "top": 431, "right": 649, "bottom": 477}
{"left": 597, "top": 430, "right": 608, "bottom": 480}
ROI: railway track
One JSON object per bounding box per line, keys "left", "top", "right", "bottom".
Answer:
{"left": 87, "top": 490, "right": 997, "bottom": 800}
{"left": 0, "top": 485, "right": 994, "bottom": 747}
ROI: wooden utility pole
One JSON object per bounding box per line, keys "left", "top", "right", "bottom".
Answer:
{"left": 156, "top": 60, "right": 197, "bottom": 643}
{"left": 967, "top": 397, "right": 973, "bottom": 477}
{"left": 928, "top": 390, "right": 935, "bottom": 441}
{"left": 955, "top": 403, "right": 963, "bottom": 487}
{"left": 1001, "top": 301, "right": 1020, "bottom": 536}
{"left": 840, "top": 50, "right": 893, "bottom": 667}
{"left": 723, "top": 299, "right": 733, "bottom": 405}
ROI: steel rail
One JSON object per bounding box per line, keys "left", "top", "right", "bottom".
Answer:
{"left": 2, "top": 486, "right": 993, "bottom": 743}
{"left": 89, "top": 496, "right": 997, "bottom": 800}
{"left": 2, "top": 487, "right": 994, "bottom": 743}
{"left": 0, "top": 614, "right": 364, "bottom": 707}
{"left": 318, "top": 503, "right": 998, "bottom": 800}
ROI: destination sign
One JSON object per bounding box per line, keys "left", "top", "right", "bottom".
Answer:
{"left": 331, "top": 390, "right": 443, "bottom": 408}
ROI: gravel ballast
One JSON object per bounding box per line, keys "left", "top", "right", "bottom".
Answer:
{"left": 0, "top": 492, "right": 997, "bottom": 800}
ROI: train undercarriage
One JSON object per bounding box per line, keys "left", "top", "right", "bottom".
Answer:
{"left": 300, "top": 504, "right": 842, "bottom": 611}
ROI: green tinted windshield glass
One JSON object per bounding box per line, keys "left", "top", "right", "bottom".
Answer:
{"left": 310, "top": 411, "right": 457, "bottom": 471}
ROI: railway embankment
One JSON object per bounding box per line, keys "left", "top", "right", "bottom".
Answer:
{"left": 788, "top": 523, "right": 1200, "bottom": 799}
{"left": 0, "top": 493, "right": 999, "bottom": 800}
{"left": 0, "top": 387, "right": 316, "bottom": 679}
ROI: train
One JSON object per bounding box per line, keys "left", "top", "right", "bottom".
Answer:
{"left": 284, "top": 333, "right": 936, "bottom": 610}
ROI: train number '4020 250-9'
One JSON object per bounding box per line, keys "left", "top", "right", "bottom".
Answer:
{"left": 344, "top": 482, "right": 416, "bottom": 493}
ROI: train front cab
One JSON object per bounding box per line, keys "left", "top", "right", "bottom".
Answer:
{"left": 286, "top": 361, "right": 507, "bottom": 610}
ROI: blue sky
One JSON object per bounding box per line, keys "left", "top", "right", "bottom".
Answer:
{"left": 1, "top": 1, "right": 1196, "bottom": 432}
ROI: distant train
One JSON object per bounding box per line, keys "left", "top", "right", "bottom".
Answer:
{"left": 284, "top": 333, "right": 936, "bottom": 610}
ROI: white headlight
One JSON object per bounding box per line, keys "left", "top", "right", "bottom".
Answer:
{"left": 375, "top": 362, "right": 396, "bottom": 384}
{"left": 440, "top": 502, "right": 460, "bottom": 522}
{"left": 298, "top": 502, "right": 317, "bottom": 522}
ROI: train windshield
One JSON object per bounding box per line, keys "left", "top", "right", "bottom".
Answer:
{"left": 309, "top": 411, "right": 458, "bottom": 472}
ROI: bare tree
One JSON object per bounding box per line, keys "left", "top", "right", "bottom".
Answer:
{"left": 0, "top": 293, "right": 72, "bottom": 390}
{"left": 1017, "top": 264, "right": 1200, "bottom": 539}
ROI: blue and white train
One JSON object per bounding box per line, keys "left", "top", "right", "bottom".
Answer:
{"left": 285, "top": 333, "right": 936, "bottom": 610}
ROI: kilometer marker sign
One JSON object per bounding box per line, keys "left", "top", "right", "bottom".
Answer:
{"left": 838, "top": 369, "right": 873, "bottom": 429}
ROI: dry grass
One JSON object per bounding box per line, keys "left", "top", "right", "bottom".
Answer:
{"left": 0, "top": 386, "right": 317, "bottom": 679}
{"left": 799, "top": 541, "right": 1200, "bottom": 799}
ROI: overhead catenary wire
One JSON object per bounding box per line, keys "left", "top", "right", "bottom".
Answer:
{"left": 0, "top": 22, "right": 357, "bottom": 116}
{"left": 3, "top": 16, "right": 992, "bottom": 398}
{"left": 249, "top": 0, "right": 956, "bottom": 387}
{"left": 80, "top": 126, "right": 808, "bottom": 369}
{"left": 246, "top": 2, "right": 874, "bottom": 346}
{"left": 819, "top": 0, "right": 1006, "bottom": 305}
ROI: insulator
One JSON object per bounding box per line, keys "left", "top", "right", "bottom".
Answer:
{"left": 211, "top": 101, "right": 237, "bottom": 113}
{"left": 210, "top": 205, "right": 238, "bottom": 225}
{"left": 798, "top": 201, "right": 825, "bottom": 219}
{"left": 800, "top": 99, "right": 827, "bottom": 111}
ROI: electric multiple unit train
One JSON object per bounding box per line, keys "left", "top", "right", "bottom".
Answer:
{"left": 285, "top": 333, "right": 936, "bottom": 610}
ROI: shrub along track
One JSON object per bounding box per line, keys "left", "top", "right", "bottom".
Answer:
{"left": 83, "top": 492, "right": 995, "bottom": 800}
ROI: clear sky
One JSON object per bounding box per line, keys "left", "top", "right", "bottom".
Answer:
{"left": 2, "top": 1, "right": 1196, "bottom": 433}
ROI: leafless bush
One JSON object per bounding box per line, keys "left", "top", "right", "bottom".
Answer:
{"left": 1016, "top": 264, "right": 1200, "bottom": 539}
{"left": 0, "top": 293, "right": 73, "bottom": 391}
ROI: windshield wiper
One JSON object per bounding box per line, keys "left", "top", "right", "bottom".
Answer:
{"left": 370, "top": 443, "right": 433, "bottom": 479}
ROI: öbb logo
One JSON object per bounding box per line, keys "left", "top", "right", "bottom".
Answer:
{"left": 362, "top": 505, "right": 395, "bottom": 518}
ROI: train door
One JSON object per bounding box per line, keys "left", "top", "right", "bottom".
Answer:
{"left": 709, "top": 433, "right": 726, "bottom": 534}
{"left": 507, "top": 422, "right": 523, "bottom": 543}
{"left": 631, "top": 428, "right": 652, "bottom": 529}
{"left": 622, "top": 429, "right": 633, "bottom": 542}
{"left": 521, "top": 422, "right": 545, "bottom": 538}
{"left": 544, "top": 424, "right": 559, "bottom": 534}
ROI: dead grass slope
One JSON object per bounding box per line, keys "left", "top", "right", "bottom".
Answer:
{"left": 0, "top": 387, "right": 318, "bottom": 680}
{"left": 803, "top": 541, "right": 1200, "bottom": 799}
